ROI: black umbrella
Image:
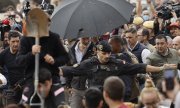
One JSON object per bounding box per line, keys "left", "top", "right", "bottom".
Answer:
{"left": 50, "top": 0, "right": 134, "bottom": 39}
{"left": 0, "top": 0, "right": 18, "bottom": 12}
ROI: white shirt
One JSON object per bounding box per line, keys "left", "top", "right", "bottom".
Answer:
{"left": 75, "top": 42, "right": 84, "bottom": 63}
{"left": 141, "top": 49, "right": 151, "bottom": 63}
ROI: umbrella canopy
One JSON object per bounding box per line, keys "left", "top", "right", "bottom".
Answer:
{"left": 0, "top": 0, "right": 18, "bottom": 12}
{"left": 50, "top": 0, "right": 134, "bottom": 39}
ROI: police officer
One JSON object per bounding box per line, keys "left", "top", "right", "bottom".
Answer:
{"left": 59, "top": 40, "right": 177, "bottom": 90}
{"left": 21, "top": 68, "right": 65, "bottom": 108}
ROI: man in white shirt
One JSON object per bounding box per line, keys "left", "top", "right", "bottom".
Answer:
{"left": 68, "top": 37, "right": 95, "bottom": 108}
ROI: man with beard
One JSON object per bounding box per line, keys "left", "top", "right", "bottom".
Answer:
{"left": 146, "top": 34, "right": 180, "bottom": 84}
{"left": 59, "top": 40, "right": 177, "bottom": 91}
{"left": 0, "top": 30, "right": 24, "bottom": 104}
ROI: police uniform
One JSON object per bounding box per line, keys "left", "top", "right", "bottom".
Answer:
{"left": 61, "top": 41, "right": 147, "bottom": 90}
{"left": 21, "top": 84, "right": 65, "bottom": 108}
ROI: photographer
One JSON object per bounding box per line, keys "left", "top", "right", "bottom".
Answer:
{"left": 155, "top": 1, "right": 180, "bottom": 36}
{"left": 146, "top": 34, "right": 180, "bottom": 85}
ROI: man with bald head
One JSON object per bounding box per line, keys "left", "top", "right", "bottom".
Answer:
{"left": 172, "top": 36, "right": 180, "bottom": 50}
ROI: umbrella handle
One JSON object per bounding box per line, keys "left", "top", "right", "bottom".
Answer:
{"left": 30, "top": 37, "right": 44, "bottom": 108}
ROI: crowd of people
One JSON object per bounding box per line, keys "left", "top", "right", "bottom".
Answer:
{"left": 0, "top": 0, "right": 180, "bottom": 108}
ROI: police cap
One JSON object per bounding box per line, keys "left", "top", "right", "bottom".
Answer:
{"left": 97, "top": 40, "right": 112, "bottom": 52}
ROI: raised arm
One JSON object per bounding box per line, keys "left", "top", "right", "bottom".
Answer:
{"left": 117, "top": 62, "right": 177, "bottom": 76}
{"left": 147, "top": 0, "right": 157, "bottom": 17}
{"left": 136, "top": 0, "right": 142, "bottom": 17}
{"left": 59, "top": 59, "right": 95, "bottom": 77}
{"left": 146, "top": 64, "right": 177, "bottom": 72}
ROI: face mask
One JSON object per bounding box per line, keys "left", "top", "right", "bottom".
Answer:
{"left": 143, "top": 15, "right": 150, "bottom": 21}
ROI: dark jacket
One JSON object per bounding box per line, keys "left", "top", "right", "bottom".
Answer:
{"left": 62, "top": 56, "right": 147, "bottom": 89}
{"left": 111, "top": 52, "right": 133, "bottom": 101}
{"left": 69, "top": 41, "right": 95, "bottom": 65}
{"left": 0, "top": 47, "right": 25, "bottom": 86}
{"left": 16, "top": 31, "right": 69, "bottom": 83}
{"left": 111, "top": 50, "right": 140, "bottom": 101}
{"left": 129, "top": 43, "right": 147, "bottom": 63}
{"left": 67, "top": 41, "right": 95, "bottom": 90}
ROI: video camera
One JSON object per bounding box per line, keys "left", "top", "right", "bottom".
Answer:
{"left": 23, "top": 1, "right": 31, "bottom": 16}
{"left": 157, "top": 2, "right": 180, "bottom": 20}
{"left": 41, "top": 2, "right": 54, "bottom": 15}
{"left": 23, "top": 1, "right": 54, "bottom": 16}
